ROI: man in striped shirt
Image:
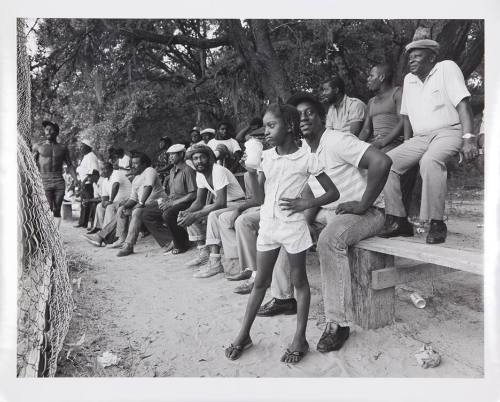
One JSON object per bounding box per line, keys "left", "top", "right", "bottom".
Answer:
{"left": 257, "top": 93, "right": 392, "bottom": 353}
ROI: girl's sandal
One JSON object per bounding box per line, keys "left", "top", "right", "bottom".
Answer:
{"left": 225, "top": 337, "right": 253, "bottom": 360}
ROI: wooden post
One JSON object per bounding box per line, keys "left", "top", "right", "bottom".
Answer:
{"left": 348, "top": 247, "right": 395, "bottom": 329}
{"left": 61, "top": 202, "right": 72, "bottom": 221}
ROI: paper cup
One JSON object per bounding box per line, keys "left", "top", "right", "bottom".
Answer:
{"left": 245, "top": 138, "right": 263, "bottom": 169}
{"left": 410, "top": 292, "right": 426, "bottom": 309}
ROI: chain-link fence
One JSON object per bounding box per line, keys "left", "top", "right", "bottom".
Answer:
{"left": 17, "top": 18, "right": 74, "bottom": 377}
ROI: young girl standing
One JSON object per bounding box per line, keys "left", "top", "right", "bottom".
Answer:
{"left": 225, "top": 103, "right": 339, "bottom": 364}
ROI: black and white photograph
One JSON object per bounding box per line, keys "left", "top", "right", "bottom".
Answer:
{"left": 1, "top": 1, "right": 499, "bottom": 401}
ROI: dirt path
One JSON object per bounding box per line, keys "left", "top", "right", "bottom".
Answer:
{"left": 56, "top": 210, "right": 483, "bottom": 378}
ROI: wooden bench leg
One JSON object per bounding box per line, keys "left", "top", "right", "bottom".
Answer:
{"left": 62, "top": 202, "right": 73, "bottom": 221}
{"left": 348, "top": 247, "right": 395, "bottom": 329}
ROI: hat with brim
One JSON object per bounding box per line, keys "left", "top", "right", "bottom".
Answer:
{"left": 185, "top": 144, "right": 216, "bottom": 162}
{"left": 166, "top": 144, "right": 186, "bottom": 153}
{"left": 42, "top": 120, "right": 59, "bottom": 135}
{"left": 80, "top": 138, "right": 93, "bottom": 148}
{"left": 200, "top": 128, "right": 215, "bottom": 135}
{"left": 405, "top": 39, "right": 440, "bottom": 55}
{"left": 191, "top": 127, "right": 201, "bottom": 134}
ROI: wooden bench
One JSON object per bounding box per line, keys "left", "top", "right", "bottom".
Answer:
{"left": 347, "top": 237, "right": 483, "bottom": 330}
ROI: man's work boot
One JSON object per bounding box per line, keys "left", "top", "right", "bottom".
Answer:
{"left": 378, "top": 215, "right": 414, "bottom": 238}
{"left": 257, "top": 298, "right": 297, "bottom": 317}
{"left": 426, "top": 220, "right": 447, "bottom": 244}
{"left": 186, "top": 246, "right": 209, "bottom": 267}
{"left": 193, "top": 254, "right": 224, "bottom": 278}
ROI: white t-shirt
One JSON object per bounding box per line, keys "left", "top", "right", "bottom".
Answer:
{"left": 260, "top": 146, "right": 324, "bottom": 222}
{"left": 77, "top": 151, "right": 100, "bottom": 180}
{"left": 307, "top": 129, "right": 384, "bottom": 210}
{"left": 400, "top": 60, "right": 470, "bottom": 134}
{"left": 196, "top": 163, "right": 245, "bottom": 202}
{"left": 105, "top": 169, "right": 132, "bottom": 203}
{"left": 207, "top": 138, "right": 241, "bottom": 155}
{"left": 93, "top": 177, "right": 107, "bottom": 198}
{"left": 130, "top": 167, "right": 166, "bottom": 205}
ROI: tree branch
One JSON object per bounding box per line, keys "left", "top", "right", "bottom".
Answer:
{"left": 120, "top": 27, "right": 230, "bottom": 49}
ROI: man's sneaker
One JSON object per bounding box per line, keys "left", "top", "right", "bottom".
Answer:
{"left": 193, "top": 257, "right": 224, "bottom": 278}
{"left": 257, "top": 298, "right": 297, "bottom": 317}
{"left": 316, "top": 324, "right": 350, "bottom": 353}
{"left": 234, "top": 279, "right": 254, "bottom": 294}
{"left": 426, "top": 220, "right": 447, "bottom": 244}
{"left": 378, "top": 215, "right": 414, "bottom": 238}
{"left": 117, "top": 243, "right": 134, "bottom": 257}
{"left": 186, "top": 247, "right": 209, "bottom": 267}
{"left": 83, "top": 233, "right": 104, "bottom": 247}
{"left": 110, "top": 239, "right": 125, "bottom": 249}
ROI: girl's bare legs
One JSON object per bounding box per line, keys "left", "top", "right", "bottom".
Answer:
{"left": 283, "top": 250, "right": 310, "bottom": 363}
{"left": 226, "top": 248, "right": 280, "bottom": 357}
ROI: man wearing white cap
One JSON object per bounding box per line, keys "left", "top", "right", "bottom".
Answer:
{"left": 380, "top": 29, "right": 477, "bottom": 244}
{"left": 76, "top": 138, "right": 100, "bottom": 181}
{"left": 142, "top": 144, "right": 197, "bottom": 254}
{"left": 74, "top": 138, "right": 101, "bottom": 228}
{"left": 200, "top": 128, "right": 215, "bottom": 145}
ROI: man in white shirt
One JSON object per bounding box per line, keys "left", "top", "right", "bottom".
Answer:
{"left": 178, "top": 144, "right": 245, "bottom": 277}
{"left": 254, "top": 93, "right": 391, "bottom": 353}
{"left": 87, "top": 165, "right": 112, "bottom": 234}
{"left": 379, "top": 36, "right": 477, "bottom": 244}
{"left": 111, "top": 152, "right": 167, "bottom": 257}
{"left": 74, "top": 138, "right": 101, "bottom": 228}
{"left": 84, "top": 159, "right": 133, "bottom": 247}
{"left": 76, "top": 138, "right": 100, "bottom": 181}
{"left": 207, "top": 120, "right": 243, "bottom": 172}
{"left": 320, "top": 76, "right": 366, "bottom": 136}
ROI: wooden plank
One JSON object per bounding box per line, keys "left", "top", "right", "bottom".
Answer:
{"left": 371, "top": 263, "right": 456, "bottom": 290}
{"left": 348, "top": 247, "right": 395, "bottom": 329}
{"left": 355, "top": 237, "right": 483, "bottom": 275}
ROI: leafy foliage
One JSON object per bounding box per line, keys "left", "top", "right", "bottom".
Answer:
{"left": 28, "top": 19, "right": 484, "bottom": 160}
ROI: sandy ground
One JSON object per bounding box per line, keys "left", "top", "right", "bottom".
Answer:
{"left": 56, "top": 194, "right": 483, "bottom": 378}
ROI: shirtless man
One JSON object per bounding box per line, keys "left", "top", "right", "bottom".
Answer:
{"left": 33, "top": 120, "right": 77, "bottom": 227}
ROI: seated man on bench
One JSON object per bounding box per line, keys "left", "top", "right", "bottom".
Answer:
{"left": 253, "top": 93, "right": 391, "bottom": 353}
{"left": 379, "top": 32, "right": 477, "bottom": 244}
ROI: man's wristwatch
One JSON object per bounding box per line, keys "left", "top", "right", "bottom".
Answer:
{"left": 462, "top": 133, "right": 477, "bottom": 139}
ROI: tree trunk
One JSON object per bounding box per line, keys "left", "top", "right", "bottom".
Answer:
{"left": 225, "top": 20, "right": 291, "bottom": 103}
{"left": 250, "top": 19, "right": 292, "bottom": 102}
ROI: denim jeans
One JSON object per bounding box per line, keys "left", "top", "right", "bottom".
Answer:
{"left": 271, "top": 207, "right": 385, "bottom": 326}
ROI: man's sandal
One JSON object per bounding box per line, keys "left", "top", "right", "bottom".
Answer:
{"left": 280, "top": 342, "right": 309, "bottom": 364}
{"left": 225, "top": 337, "right": 253, "bottom": 360}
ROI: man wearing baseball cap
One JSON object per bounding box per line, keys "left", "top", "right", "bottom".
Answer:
{"left": 142, "top": 144, "right": 197, "bottom": 254}
{"left": 379, "top": 28, "right": 477, "bottom": 244}
{"left": 33, "top": 120, "right": 78, "bottom": 228}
